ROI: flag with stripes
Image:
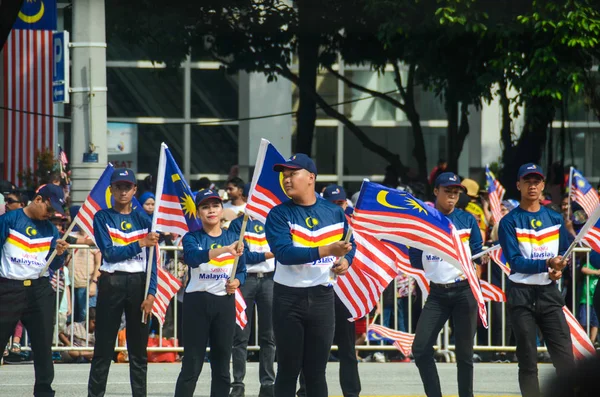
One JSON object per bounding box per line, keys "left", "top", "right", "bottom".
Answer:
{"left": 562, "top": 306, "right": 596, "bottom": 359}
{"left": 334, "top": 231, "right": 399, "bottom": 321}
{"left": 352, "top": 181, "right": 488, "bottom": 327}
{"left": 367, "top": 324, "right": 415, "bottom": 356}
{"left": 488, "top": 246, "right": 511, "bottom": 276}
{"left": 485, "top": 166, "right": 505, "bottom": 225}
{"left": 480, "top": 279, "right": 506, "bottom": 302}
{"left": 571, "top": 168, "right": 599, "bottom": 217}
{"left": 74, "top": 164, "right": 143, "bottom": 242}
{"left": 58, "top": 144, "right": 68, "bottom": 166}
{"left": 152, "top": 143, "right": 202, "bottom": 236}
{"left": 245, "top": 139, "right": 289, "bottom": 224}
{"left": 235, "top": 289, "right": 248, "bottom": 329}
{"left": 3, "top": 29, "right": 55, "bottom": 186}
{"left": 152, "top": 266, "right": 182, "bottom": 326}
{"left": 383, "top": 241, "right": 430, "bottom": 300}
{"left": 568, "top": 206, "right": 600, "bottom": 254}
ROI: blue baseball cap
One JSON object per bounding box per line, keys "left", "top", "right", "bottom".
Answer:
{"left": 38, "top": 184, "right": 66, "bottom": 215}
{"left": 323, "top": 184, "right": 346, "bottom": 202}
{"left": 434, "top": 172, "right": 465, "bottom": 190}
{"left": 195, "top": 189, "right": 222, "bottom": 207}
{"left": 517, "top": 163, "right": 544, "bottom": 180}
{"left": 273, "top": 153, "right": 318, "bottom": 175}
{"left": 110, "top": 168, "right": 137, "bottom": 185}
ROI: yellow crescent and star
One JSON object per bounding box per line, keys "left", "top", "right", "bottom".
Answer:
{"left": 210, "top": 243, "right": 222, "bottom": 249}
{"left": 530, "top": 219, "right": 542, "bottom": 229}
{"left": 19, "top": 0, "right": 45, "bottom": 24}
{"left": 120, "top": 221, "right": 132, "bottom": 231}
{"left": 305, "top": 217, "right": 319, "bottom": 229}
{"left": 254, "top": 225, "right": 264, "bottom": 233}
{"left": 376, "top": 190, "right": 428, "bottom": 214}
{"left": 25, "top": 226, "right": 38, "bottom": 237}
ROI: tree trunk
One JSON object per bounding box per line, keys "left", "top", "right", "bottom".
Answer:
{"left": 445, "top": 96, "right": 460, "bottom": 173}
{"left": 294, "top": 1, "right": 320, "bottom": 154}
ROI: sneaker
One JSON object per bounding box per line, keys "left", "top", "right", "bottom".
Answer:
{"left": 472, "top": 353, "right": 482, "bottom": 363}
{"left": 230, "top": 385, "right": 245, "bottom": 397}
{"left": 373, "top": 352, "right": 386, "bottom": 363}
{"left": 259, "top": 384, "right": 274, "bottom": 397}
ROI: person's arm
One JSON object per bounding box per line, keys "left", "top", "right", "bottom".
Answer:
{"left": 265, "top": 208, "right": 321, "bottom": 265}
{"left": 92, "top": 212, "right": 143, "bottom": 263}
{"left": 66, "top": 284, "right": 72, "bottom": 316}
{"left": 408, "top": 247, "right": 424, "bottom": 270}
{"left": 343, "top": 211, "right": 356, "bottom": 265}
{"left": 557, "top": 216, "right": 570, "bottom": 256}
{"left": 48, "top": 226, "right": 68, "bottom": 270}
{"left": 182, "top": 232, "right": 209, "bottom": 267}
{"left": 498, "top": 216, "right": 548, "bottom": 274}
{"left": 235, "top": 241, "right": 247, "bottom": 286}
{"left": 468, "top": 215, "right": 484, "bottom": 265}
{"left": 58, "top": 332, "right": 71, "bottom": 347}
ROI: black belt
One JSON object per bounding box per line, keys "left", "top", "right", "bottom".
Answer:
{"left": 247, "top": 271, "right": 274, "bottom": 278}
{"left": 430, "top": 279, "right": 469, "bottom": 289}
{"left": 0, "top": 276, "right": 48, "bottom": 287}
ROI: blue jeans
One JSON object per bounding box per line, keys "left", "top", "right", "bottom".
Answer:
{"left": 383, "top": 298, "right": 406, "bottom": 332}
{"left": 74, "top": 287, "right": 97, "bottom": 323}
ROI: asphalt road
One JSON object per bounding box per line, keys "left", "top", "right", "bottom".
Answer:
{"left": 0, "top": 361, "right": 558, "bottom": 396}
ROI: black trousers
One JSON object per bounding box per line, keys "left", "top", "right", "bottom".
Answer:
{"left": 174, "top": 291, "right": 235, "bottom": 397}
{"left": 88, "top": 272, "right": 149, "bottom": 397}
{"left": 0, "top": 277, "right": 55, "bottom": 397}
{"left": 298, "top": 294, "right": 361, "bottom": 397}
{"left": 507, "top": 282, "right": 574, "bottom": 397}
{"left": 232, "top": 273, "right": 276, "bottom": 389}
{"left": 273, "top": 283, "right": 335, "bottom": 397}
{"left": 412, "top": 281, "right": 477, "bottom": 397}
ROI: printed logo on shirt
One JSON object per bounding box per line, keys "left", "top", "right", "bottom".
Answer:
{"left": 305, "top": 216, "right": 319, "bottom": 229}
{"left": 244, "top": 232, "right": 269, "bottom": 247}
{"left": 120, "top": 221, "right": 133, "bottom": 231}
{"left": 107, "top": 226, "right": 147, "bottom": 246}
{"left": 210, "top": 243, "right": 222, "bottom": 249}
{"left": 6, "top": 229, "right": 52, "bottom": 253}
{"left": 290, "top": 222, "right": 344, "bottom": 248}
{"left": 254, "top": 224, "right": 264, "bottom": 233}
{"left": 208, "top": 253, "right": 235, "bottom": 267}
{"left": 530, "top": 218, "right": 543, "bottom": 229}
{"left": 25, "top": 226, "right": 38, "bottom": 237}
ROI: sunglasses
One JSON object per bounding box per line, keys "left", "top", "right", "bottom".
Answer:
{"left": 6, "top": 198, "right": 20, "bottom": 204}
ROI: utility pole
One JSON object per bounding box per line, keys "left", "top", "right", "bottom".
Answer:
{"left": 69, "top": 0, "right": 108, "bottom": 204}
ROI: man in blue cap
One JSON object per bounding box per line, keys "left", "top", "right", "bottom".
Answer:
{"left": 88, "top": 168, "right": 159, "bottom": 397}
{"left": 0, "top": 183, "right": 70, "bottom": 396}
{"left": 409, "top": 172, "right": 483, "bottom": 397}
{"left": 265, "top": 154, "right": 356, "bottom": 397}
{"left": 498, "top": 163, "right": 573, "bottom": 397}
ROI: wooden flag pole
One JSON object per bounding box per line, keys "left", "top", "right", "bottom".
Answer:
{"left": 228, "top": 213, "right": 249, "bottom": 290}
{"left": 38, "top": 220, "right": 78, "bottom": 277}
{"left": 344, "top": 226, "right": 354, "bottom": 244}
{"left": 141, "top": 244, "right": 156, "bottom": 324}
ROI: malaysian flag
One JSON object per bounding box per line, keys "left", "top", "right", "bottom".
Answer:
{"left": 562, "top": 306, "right": 596, "bottom": 359}
{"left": 352, "top": 181, "right": 488, "bottom": 327}
{"left": 74, "top": 164, "right": 143, "bottom": 242}
{"left": 384, "top": 241, "right": 430, "bottom": 300}
{"left": 152, "top": 266, "right": 182, "bottom": 326}
{"left": 3, "top": 29, "right": 55, "bottom": 186}
{"left": 235, "top": 289, "right": 248, "bottom": 329}
{"left": 152, "top": 143, "right": 202, "bottom": 236}
{"left": 334, "top": 231, "right": 399, "bottom": 321}
{"left": 480, "top": 279, "right": 506, "bottom": 302}
{"left": 488, "top": 245, "right": 511, "bottom": 276}
{"left": 367, "top": 324, "right": 415, "bottom": 356}
{"left": 245, "top": 139, "right": 289, "bottom": 224}
{"left": 568, "top": 205, "right": 600, "bottom": 254}
{"left": 485, "top": 166, "right": 505, "bottom": 225}
{"left": 58, "top": 144, "right": 68, "bottom": 167}
{"left": 571, "top": 168, "right": 599, "bottom": 217}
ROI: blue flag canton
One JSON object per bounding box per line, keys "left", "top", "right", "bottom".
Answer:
{"left": 573, "top": 170, "right": 592, "bottom": 194}
{"left": 257, "top": 143, "right": 289, "bottom": 203}
{"left": 13, "top": 0, "right": 57, "bottom": 31}
{"left": 485, "top": 169, "right": 498, "bottom": 193}
{"left": 163, "top": 149, "right": 202, "bottom": 232}
{"left": 356, "top": 182, "right": 453, "bottom": 235}
{"left": 367, "top": 329, "right": 392, "bottom": 344}
{"left": 88, "top": 165, "right": 145, "bottom": 216}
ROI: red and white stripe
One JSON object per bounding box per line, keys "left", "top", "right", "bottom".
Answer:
{"left": 152, "top": 266, "right": 182, "bottom": 326}
{"left": 246, "top": 184, "right": 283, "bottom": 225}
{"left": 583, "top": 225, "right": 600, "bottom": 253}
{"left": 384, "top": 243, "right": 430, "bottom": 300}
{"left": 573, "top": 188, "right": 600, "bottom": 218}
{"left": 235, "top": 289, "right": 248, "bottom": 329}
{"left": 368, "top": 324, "right": 415, "bottom": 356}
{"left": 480, "top": 279, "right": 506, "bottom": 302}
{"left": 334, "top": 232, "right": 399, "bottom": 321}
{"left": 489, "top": 180, "right": 505, "bottom": 225}
{"left": 3, "top": 29, "right": 55, "bottom": 186}
{"left": 562, "top": 306, "right": 596, "bottom": 359}
{"left": 489, "top": 247, "right": 511, "bottom": 276}
{"left": 75, "top": 198, "right": 102, "bottom": 243}
{"left": 155, "top": 194, "right": 189, "bottom": 236}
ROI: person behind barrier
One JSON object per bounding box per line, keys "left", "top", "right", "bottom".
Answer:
{"left": 498, "top": 163, "right": 573, "bottom": 397}
{"left": 0, "top": 184, "right": 69, "bottom": 396}
{"left": 87, "top": 168, "right": 159, "bottom": 397}
{"left": 265, "top": 155, "right": 355, "bottom": 397}
{"left": 59, "top": 307, "right": 96, "bottom": 363}
{"left": 409, "top": 172, "right": 483, "bottom": 397}
{"left": 230, "top": 184, "right": 276, "bottom": 397}
{"left": 174, "top": 189, "right": 247, "bottom": 397}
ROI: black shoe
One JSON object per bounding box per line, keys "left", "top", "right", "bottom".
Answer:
{"left": 259, "top": 384, "right": 274, "bottom": 397}
{"left": 230, "top": 385, "right": 245, "bottom": 397}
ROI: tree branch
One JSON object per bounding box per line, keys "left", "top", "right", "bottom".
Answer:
{"left": 324, "top": 65, "right": 406, "bottom": 112}
{"left": 392, "top": 62, "right": 408, "bottom": 100}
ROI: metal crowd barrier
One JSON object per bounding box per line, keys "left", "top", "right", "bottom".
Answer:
{"left": 8, "top": 246, "right": 598, "bottom": 356}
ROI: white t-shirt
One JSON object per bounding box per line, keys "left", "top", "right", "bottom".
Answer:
{"left": 223, "top": 202, "right": 246, "bottom": 216}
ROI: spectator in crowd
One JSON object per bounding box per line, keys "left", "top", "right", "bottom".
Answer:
{"left": 53, "top": 266, "right": 72, "bottom": 347}
{"left": 196, "top": 177, "right": 214, "bottom": 191}
{"left": 578, "top": 250, "right": 600, "bottom": 344}
{"left": 4, "top": 191, "right": 27, "bottom": 212}
{"left": 428, "top": 159, "right": 447, "bottom": 186}
{"left": 139, "top": 192, "right": 155, "bottom": 220}
{"left": 461, "top": 178, "right": 487, "bottom": 244}
{"left": 224, "top": 177, "right": 247, "bottom": 216}
{"left": 59, "top": 307, "right": 96, "bottom": 363}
